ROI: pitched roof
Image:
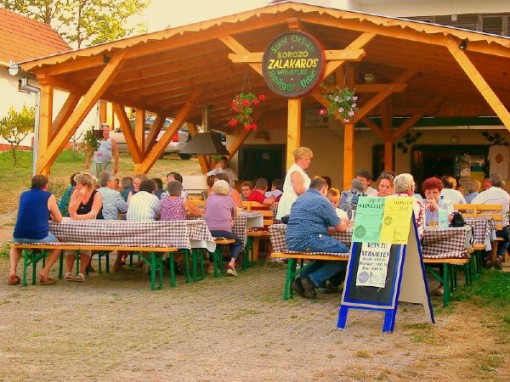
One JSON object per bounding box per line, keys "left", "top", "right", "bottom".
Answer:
{"left": 0, "top": 8, "right": 70, "bottom": 65}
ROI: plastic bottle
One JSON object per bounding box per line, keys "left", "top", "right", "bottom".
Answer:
{"left": 438, "top": 195, "right": 449, "bottom": 228}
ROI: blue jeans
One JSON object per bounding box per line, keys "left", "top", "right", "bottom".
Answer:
{"left": 13, "top": 232, "right": 58, "bottom": 243}
{"left": 496, "top": 226, "right": 510, "bottom": 257}
{"left": 301, "top": 261, "right": 346, "bottom": 287}
{"left": 209, "top": 230, "right": 242, "bottom": 261}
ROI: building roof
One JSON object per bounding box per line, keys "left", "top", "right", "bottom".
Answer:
{"left": 0, "top": 8, "right": 70, "bottom": 65}
{"left": 17, "top": 2, "right": 510, "bottom": 126}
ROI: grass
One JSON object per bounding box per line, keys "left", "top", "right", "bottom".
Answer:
{"left": 0, "top": 149, "right": 203, "bottom": 215}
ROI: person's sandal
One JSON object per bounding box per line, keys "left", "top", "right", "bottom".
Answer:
{"left": 64, "top": 272, "right": 74, "bottom": 281}
{"left": 74, "top": 273, "right": 85, "bottom": 282}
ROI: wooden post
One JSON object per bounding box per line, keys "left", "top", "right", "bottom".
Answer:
{"left": 343, "top": 122, "right": 355, "bottom": 190}
{"left": 286, "top": 98, "right": 301, "bottom": 169}
{"left": 38, "top": 83, "right": 54, "bottom": 175}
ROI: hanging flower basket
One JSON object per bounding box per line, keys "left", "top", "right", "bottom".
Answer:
{"left": 318, "top": 84, "right": 358, "bottom": 123}
{"left": 228, "top": 92, "right": 265, "bottom": 131}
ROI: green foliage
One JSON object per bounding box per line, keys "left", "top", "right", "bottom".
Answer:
{"left": 0, "top": 105, "right": 35, "bottom": 165}
{"left": 2, "top": 0, "right": 150, "bottom": 48}
{"left": 83, "top": 128, "right": 99, "bottom": 152}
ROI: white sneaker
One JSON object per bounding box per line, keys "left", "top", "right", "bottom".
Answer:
{"left": 226, "top": 268, "right": 238, "bottom": 277}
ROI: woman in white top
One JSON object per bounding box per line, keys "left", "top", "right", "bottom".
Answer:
{"left": 440, "top": 176, "right": 466, "bottom": 205}
{"left": 276, "top": 147, "right": 313, "bottom": 220}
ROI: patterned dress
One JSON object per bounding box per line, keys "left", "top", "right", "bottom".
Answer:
{"left": 160, "top": 197, "right": 187, "bottom": 221}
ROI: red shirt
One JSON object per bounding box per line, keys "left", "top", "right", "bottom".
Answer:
{"left": 247, "top": 190, "right": 266, "bottom": 203}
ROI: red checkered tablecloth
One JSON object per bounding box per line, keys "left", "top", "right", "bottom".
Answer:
{"left": 232, "top": 212, "right": 263, "bottom": 246}
{"left": 465, "top": 217, "right": 495, "bottom": 245}
{"left": 49, "top": 218, "right": 215, "bottom": 251}
{"left": 270, "top": 224, "right": 471, "bottom": 259}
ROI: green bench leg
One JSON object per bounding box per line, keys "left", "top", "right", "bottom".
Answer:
{"left": 168, "top": 253, "right": 176, "bottom": 287}
{"left": 140, "top": 252, "right": 163, "bottom": 291}
{"left": 22, "top": 249, "right": 48, "bottom": 287}
{"left": 426, "top": 264, "right": 451, "bottom": 307}
{"left": 243, "top": 237, "right": 253, "bottom": 270}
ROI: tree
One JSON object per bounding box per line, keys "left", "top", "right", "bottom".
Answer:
{"left": 0, "top": 105, "right": 35, "bottom": 165}
{"left": 2, "top": 0, "right": 150, "bottom": 48}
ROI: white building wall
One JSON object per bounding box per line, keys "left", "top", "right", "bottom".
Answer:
{"left": 345, "top": 0, "right": 510, "bottom": 17}
{"left": 0, "top": 67, "right": 98, "bottom": 147}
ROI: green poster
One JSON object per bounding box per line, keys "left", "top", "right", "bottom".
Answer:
{"left": 352, "top": 196, "right": 385, "bottom": 243}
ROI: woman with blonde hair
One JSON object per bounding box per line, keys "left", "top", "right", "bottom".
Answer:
{"left": 276, "top": 147, "right": 313, "bottom": 220}
{"left": 65, "top": 172, "right": 103, "bottom": 282}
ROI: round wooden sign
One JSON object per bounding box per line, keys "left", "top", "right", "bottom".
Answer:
{"left": 262, "top": 31, "right": 325, "bottom": 98}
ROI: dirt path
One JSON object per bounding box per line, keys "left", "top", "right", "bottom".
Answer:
{"left": 0, "top": 260, "right": 508, "bottom": 381}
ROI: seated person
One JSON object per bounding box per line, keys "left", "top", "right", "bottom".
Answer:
{"left": 126, "top": 179, "right": 160, "bottom": 221}
{"left": 464, "top": 179, "right": 480, "bottom": 204}
{"left": 327, "top": 187, "right": 348, "bottom": 220}
{"left": 120, "top": 176, "right": 133, "bottom": 202}
{"left": 152, "top": 177, "right": 164, "bottom": 199}
{"left": 339, "top": 178, "right": 365, "bottom": 219}
{"left": 240, "top": 181, "right": 253, "bottom": 201}
{"left": 127, "top": 174, "right": 149, "bottom": 203}
{"left": 286, "top": 177, "right": 349, "bottom": 299}
{"left": 214, "top": 172, "right": 242, "bottom": 208}
{"left": 377, "top": 172, "right": 394, "bottom": 197}
{"left": 97, "top": 170, "right": 128, "bottom": 220}
{"left": 160, "top": 180, "right": 203, "bottom": 220}
{"left": 265, "top": 178, "right": 283, "bottom": 202}
{"left": 440, "top": 175, "right": 466, "bottom": 204}
{"left": 392, "top": 173, "right": 425, "bottom": 239}
{"left": 9, "top": 175, "right": 63, "bottom": 286}
{"left": 161, "top": 172, "right": 187, "bottom": 199}
{"left": 65, "top": 172, "right": 104, "bottom": 283}
{"left": 58, "top": 172, "right": 78, "bottom": 217}
{"left": 356, "top": 169, "right": 378, "bottom": 196}
{"left": 422, "top": 177, "right": 443, "bottom": 226}
{"left": 247, "top": 178, "right": 276, "bottom": 206}
{"left": 204, "top": 179, "right": 242, "bottom": 277}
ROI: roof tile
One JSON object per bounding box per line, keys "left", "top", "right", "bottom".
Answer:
{"left": 0, "top": 8, "right": 70, "bottom": 63}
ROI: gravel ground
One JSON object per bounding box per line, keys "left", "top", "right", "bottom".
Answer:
{"left": 0, "top": 257, "right": 509, "bottom": 382}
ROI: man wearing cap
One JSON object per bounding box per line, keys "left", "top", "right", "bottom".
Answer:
{"left": 85, "top": 123, "right": 119, "bottom": 178}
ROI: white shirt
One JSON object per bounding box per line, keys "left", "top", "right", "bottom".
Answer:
{"left": 471, "top": 186, "right": 510, "bottom": 226}
{"left": 365, "top": 186, "right": 378, "bottom": 197}
{"left": 440, "top": 188, "right": 466, "bottom": 205}
{"left": 276, "top": 162, "right": 311, "bottom": 219}
{"left": 127, "top": 191, "right": 160, "bottom": 221}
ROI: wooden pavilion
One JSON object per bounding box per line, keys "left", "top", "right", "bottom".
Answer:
{"left": 18, "top": 1, "right": 510, "bottom": 188}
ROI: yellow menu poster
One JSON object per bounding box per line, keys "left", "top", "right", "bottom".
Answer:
{"left": 379, "top": 197, "right": 414, "bottom": 244}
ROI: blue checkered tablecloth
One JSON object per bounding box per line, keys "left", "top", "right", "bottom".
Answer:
{"left": 270, "top": 224, "right": 471, "bottom": 259}
{"left": 49, "top": 218, "right": 215, "bottom": 251}
{"left": 465, "top": 217, "right": 495, "bottom": 246}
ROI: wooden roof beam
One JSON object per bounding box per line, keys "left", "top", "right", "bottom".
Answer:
{"left": 145, "top": 114, "right": 165, "bottom": 156}
{"left": 391, "top": 95, "right": 444, "bottom": 141}
{"left": 444, "top": 36, "right": 510, "bottom": 131}
{"left": 37, "top": 50, "right": 127, "bottom": 173}
{"left": 323, "top": 32, "right": 375, "bottom": 78}
{"left": 219, "top": 35, "right": 263, "bottom": 76}
{"left": 135, "top": 88, "right": 204, "bottom": 174}
{"left": 112, "top": 103, "right": 142, "bottom": 164}
{"left": 37, "top": 55, "right": 106, "bottom": 77}
{"left": 51, "top": 93, "right": 81, "bottom": 138}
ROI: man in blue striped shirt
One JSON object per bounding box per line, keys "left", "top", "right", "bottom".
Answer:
{"left": 286, "top": 177, "right": 349, "bottom": 298}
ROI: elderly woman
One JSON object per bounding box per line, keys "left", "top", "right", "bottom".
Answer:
{"left": 377, "top": 172, "right": 394, "bottom": 197}
{"left": 97, "top": 170, "right": 128, "bottom": 220}
{"left": 421, "top": 177, "right": 444, "bottom": 226}
{"left": 65, "top": 172, "right": 103, "bottom": 282}
{"left": 204, "top": 179, "right": 242, "bottom": 277}
{"left": 127, "top": 174, "right": 149, "bottom": 203}
{"left": 126, "top": 179, "right": 160, "bottom": 221}
{"left": 392, "top": 173, "right": 425, "bottom": 239}
{"left": 276, "top": 147, "right": 313, "bottom": 220}
{"left": 214, "top": 172, "right": 242, "bottom": 208}
{"left": 160, "top": 180, "right": 203, "bottom": 220}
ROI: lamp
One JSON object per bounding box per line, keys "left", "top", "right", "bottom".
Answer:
{"left": 459, "top": 39, "right": 468, "bottom": 50}
{"left": 8, "top": 60, "right": 20, "bottom": 76}
{"left": 179, "top": 106, "right": 230, "bottom": 156}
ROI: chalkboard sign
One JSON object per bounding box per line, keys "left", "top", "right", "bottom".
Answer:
{"left": 343, "top": 242, "right": 404, "bottom": 308}
{"left": 262, "top": 31, "right": 325, "bottom": 98}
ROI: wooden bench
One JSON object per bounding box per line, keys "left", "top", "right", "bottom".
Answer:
{"left": 243, "top": 201, "right": 274, "bottom": 266}
{"left": 10, "top": 243, "right": 178, "bottom": 291}
{"left": 271, "top": 251, "right": 470, "bottom": 307}
{"left": 455, "top": 203, "right": 505, "bottom": 263}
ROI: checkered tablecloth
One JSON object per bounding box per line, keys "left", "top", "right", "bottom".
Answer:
{"left": 232, "top": 212, "right": 263, "bottom": 246}
{"left": 49, "top": 218, "right": 215, "bottom": 251}
{"left": 465, "top": 217, "right": 495, "bottom": 245}
{"left": 270, "top": 224, "right": 471, "bottom": 259}
{"left": 422, "top": 226, "right": 471, "bottom": 259}
{"left": 269, "top": 224, "right": 352, "bottom": 256}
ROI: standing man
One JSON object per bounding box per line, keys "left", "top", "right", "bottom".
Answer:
{"left": 85, "top": 123, "right": 119, "bottom": 178}
{"left": 472, "top": 173, "right": 510, "bottom": 269}
{"left": 9, "top": 175, "right": 62, "bottom": 286}
{"left": 286, "top": 177, "right": 350, "bottom": 299}
{"left": 206, "top": 156, "right": 238, "bottom": 188}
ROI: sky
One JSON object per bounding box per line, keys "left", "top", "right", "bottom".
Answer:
{"left": 137, "top": 0, "right": 271, "bottom": 32}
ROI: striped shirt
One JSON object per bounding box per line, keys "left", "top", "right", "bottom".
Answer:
{"left": 126, "top": 191, "right": 160, "bottom": 221}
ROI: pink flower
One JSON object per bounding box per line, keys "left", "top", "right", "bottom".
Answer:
{"left": 318, "top": 108, "right": 327, "bottom": 116}
{"left": 258, "top": 94, "right": 266, "bottom": 101}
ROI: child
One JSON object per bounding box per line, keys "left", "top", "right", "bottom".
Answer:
{"left": 248, "top": 178, "right": 276, "bottom": 206}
